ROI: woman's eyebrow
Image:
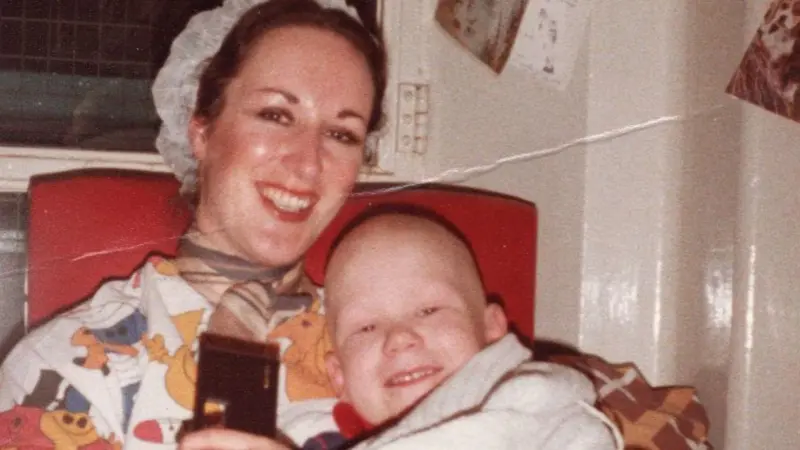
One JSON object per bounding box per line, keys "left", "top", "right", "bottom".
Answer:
{"left": 254, "top": 86, "right": 299, "bottom": 103}
{"left": 338, "top": 109, "right": 366, "bottom": 122}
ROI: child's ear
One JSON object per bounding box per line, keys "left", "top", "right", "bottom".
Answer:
{"left": 324, "top": 352, "right": 347, "bottom": 399}
{"left": 482, "top": 303, "right": 508, "bottom": 344}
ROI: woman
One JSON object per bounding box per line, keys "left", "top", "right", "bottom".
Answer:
{"left": 0, "top": 1, "right": 386, "bottom": 449}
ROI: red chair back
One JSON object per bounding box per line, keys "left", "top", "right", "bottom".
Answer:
{"left": 27, "top": 170, "right": 537, "bottom": 338}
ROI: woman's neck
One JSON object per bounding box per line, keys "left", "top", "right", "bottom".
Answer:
{"left": 174, "top": 226, "right": 303, "bottom": 306}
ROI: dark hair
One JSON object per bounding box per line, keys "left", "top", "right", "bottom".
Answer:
{"left": 194, "top": 0, "right": 387, "bottom": 133}
{"left": 325, "top": 203, "right": 486, "bottom": 286}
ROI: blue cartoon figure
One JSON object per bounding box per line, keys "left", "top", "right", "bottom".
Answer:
{"left": 82, "top": 303, "right": 148, "bottom": 431}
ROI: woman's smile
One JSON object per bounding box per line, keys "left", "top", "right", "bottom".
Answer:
{"left": 257, "top": 182, "right": 318, "bottom": 222}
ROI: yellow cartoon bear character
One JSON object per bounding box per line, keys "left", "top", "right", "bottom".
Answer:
{"left": 268, "top": 299, "right": 335, "bottom": 401}
{"left": 39, "top": 410, "right": 117, "bottom": 450}
{"left": 150, "top": 257, "right": 180, "bottom": 276}
{"left": 143, "top": 310, "right": 203, "bottom": 411}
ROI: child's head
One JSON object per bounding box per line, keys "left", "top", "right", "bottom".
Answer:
{"left": 323, "top": 206, "right": 508, "bottom": 425}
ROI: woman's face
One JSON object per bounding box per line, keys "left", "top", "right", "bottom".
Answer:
{"left": 190, "top": 25, "right": 375, "bottom": 267}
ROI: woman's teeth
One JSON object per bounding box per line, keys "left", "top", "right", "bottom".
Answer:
{"left": 262, "top": 187, "right": 312, "bottom": 212}
{"left": 387, "top": 368, "right": 438, "bottom": 386}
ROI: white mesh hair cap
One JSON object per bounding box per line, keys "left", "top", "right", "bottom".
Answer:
{"left": 152, "top": 0, "right": 360, "bottom": 193}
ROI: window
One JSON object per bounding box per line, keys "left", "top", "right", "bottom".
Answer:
{"left": 0, "top": 0, "right": 221, "bottom": 152}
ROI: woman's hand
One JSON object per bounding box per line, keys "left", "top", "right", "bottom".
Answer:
{"left": 179, "top": 429, "right": 293, "bottom": 450}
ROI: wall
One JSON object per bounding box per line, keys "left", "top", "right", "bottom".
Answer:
{"left": 426, "top": 0, "right": 798, "bottom": 447}
{"left": 729, "top": 1, "right": 800, "bottom": 446}
{"left": 427, "top": 15, "right": 591, "bottom": 359}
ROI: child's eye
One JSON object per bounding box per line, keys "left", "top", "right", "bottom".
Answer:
{"left": 418, "top": 306, "right": 440, "bottom": 317}
{"left": 358, "top": 324, "right": 376, "bottom": 333}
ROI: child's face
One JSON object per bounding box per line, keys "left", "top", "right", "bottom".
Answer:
{"left": 324, "top": 219, "right": 507, "bottom": 425}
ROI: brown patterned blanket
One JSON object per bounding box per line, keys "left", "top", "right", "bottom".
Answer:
{"left": 551, "top": 354, "right": 712, "bottom": 449}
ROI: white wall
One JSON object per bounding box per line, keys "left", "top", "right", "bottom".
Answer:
{"left": 427, "top": 14, "right": 591, "bottom": 353}
{"left": 425, "top": 0, "right": 800, "bottom": 447}
{"left": 730, "top": 2, "right": 800, "bottom": 446}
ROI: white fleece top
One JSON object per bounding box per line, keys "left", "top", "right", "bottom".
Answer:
{"left": 351, "top": 334, "right": 622, "bottom": 450}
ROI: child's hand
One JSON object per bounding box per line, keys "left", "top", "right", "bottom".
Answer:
{"left": 179, "top": 429, "right": 293, "bottom": 450}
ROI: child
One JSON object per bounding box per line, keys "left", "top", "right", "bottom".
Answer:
{"left": 319, "top": 206, "right": 621, "bottom": 449}
{"left": 180, "top": 206, "right": 622, "bottom": 450}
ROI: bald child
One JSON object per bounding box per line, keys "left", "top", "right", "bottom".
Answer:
{"left": 321, "top": 207, "right": 620, "bottom": 450}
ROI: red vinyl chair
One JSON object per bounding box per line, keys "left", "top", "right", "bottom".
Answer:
{"left": 26, "top": 169, "right": 537, "bottom": 338}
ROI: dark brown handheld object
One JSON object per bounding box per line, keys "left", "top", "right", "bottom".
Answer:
{"left": 189, "top": 332, "right": 281, "bottom": 437}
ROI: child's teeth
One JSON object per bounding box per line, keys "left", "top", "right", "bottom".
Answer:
{"left": 391, "top": 369, "right": 435, "bottom": 384}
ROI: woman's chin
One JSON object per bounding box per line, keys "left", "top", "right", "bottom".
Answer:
{"left": 248, "top": 244, "right": 303, "bottom": 268}
{"left": 246, "top": 230, "right": 310, "bottom": 267}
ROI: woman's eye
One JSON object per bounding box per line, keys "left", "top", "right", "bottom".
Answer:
{"left": 419, "top": 306, "right": 440, "bottom": 317}
{"left": 327, "top": 129, "right": 362, "bottom": 145}
{"left": 257, "top": 108, "right": 291, "bottom": 124}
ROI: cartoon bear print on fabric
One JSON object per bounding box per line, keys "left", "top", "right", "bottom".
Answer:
{"left": 141, "top": 309, "right": 205, "bottom": 412}
{"left": 268, "top": 299, "right": 335, "bottom": 402}
{"left": 81, "top": 303, "right": 148, "bottom": 432}
{"left": 40, "top": 409, "right": 122, "bottom": 450}
{"left": 70, "top": 327, "right": 111, "bottom": 375}
{"left": 0, "top": 405, "right": 122, "bottom": 450}
{"left": 131, "top": 418, "right": 183, "bottom": 445}
{"left": 22, "top": 369, "right": 91, "bottom": 414}
{"left": 0, "top": 405, "right": 52, "bottom": 449}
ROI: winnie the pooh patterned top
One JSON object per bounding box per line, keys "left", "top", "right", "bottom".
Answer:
{"left": 0, "top": 255, "right": 339, "bottom": 449}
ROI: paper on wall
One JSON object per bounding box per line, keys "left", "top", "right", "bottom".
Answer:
{"left": 436, "top": 0, "right": 592, "bottom": 90}
{"left": 435, "top": 0, "right": 531, "bottom": 74}
{"left": 725, "top": 0, "right": 800, "bottom": 123}
{"left": 506, "top": 0, "right": 593, "bottom": 90}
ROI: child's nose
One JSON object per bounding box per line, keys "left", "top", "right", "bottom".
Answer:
{"left": 383, "top": 325, "right": 422, "bottom": 354}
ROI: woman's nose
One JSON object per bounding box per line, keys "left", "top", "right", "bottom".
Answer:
{"left": 281, "top": 129, "right": 322, "bottom": 180}
{"left": 383, "top": 325, "right": 422, "bottom": 355}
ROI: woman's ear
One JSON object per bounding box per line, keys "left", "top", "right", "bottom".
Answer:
{"left": 482, "top": 303, "right": 508, "bottom": 344}
{"left": 324, "top": 352, "right": 347, "bottom": 399}
{"left": 188, "top": 116, "right": 210, "bottom": 162}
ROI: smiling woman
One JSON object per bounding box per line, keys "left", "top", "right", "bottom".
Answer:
{"left": 0, "top": 1, "right": 390, "bottom": 449}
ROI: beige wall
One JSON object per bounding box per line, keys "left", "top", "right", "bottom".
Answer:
{"left": 425, "top": 0, "right": 800, "bottom": 447}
